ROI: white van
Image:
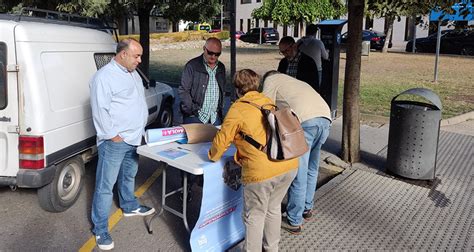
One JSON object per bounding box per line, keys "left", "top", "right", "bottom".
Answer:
{"left": 0, "top": 12, "right": 174, "bottom": 212}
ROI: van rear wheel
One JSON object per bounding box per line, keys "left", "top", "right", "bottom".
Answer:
{"left": 38, "top": 156, "right": 85, "bottom": 212}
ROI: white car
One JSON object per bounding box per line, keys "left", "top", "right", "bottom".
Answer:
{"left": 0, "top": 10, "right": 174, "bottom": 212}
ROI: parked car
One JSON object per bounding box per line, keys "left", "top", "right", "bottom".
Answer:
{"left": 0, "top": 10, "right": 175, "bottom": 212}
{"left": 185, "top": 22, "right": 211, "bottom": 32}
{"left": 239, "top": 27, "right": 279, "bottom": 44}
{"left": 341, "top": 30, "right": 392, "bottom": 50}
{"left": 235, "top": 30, "right": 245, "bottom": 40}
{"left": 405, "top": 29, "right": 474, "bottom": 56}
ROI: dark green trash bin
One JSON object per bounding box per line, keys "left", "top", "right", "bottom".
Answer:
{"left": 386, "top": 88, "right": 442, "bottom": 180}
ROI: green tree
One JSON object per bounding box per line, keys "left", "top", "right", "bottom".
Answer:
{"left": 367, "top": 0, "right": 464, "bottom": 53}
{"left": 0, "top": 0, "right": 61, "bottom": 12}
{"left": 162, "top": 0, "right": 221, "bottom": 32}
{"left": 252, "top": 0, "right": 346, "bottom": 28}
{"left": 342, "top": 0, "right": 468, "bottom": 163}
{"left": 55, "top": 0, "right": 157, "bottom": 77}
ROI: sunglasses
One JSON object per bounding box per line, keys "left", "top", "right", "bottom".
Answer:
{"left": 204, "top": 47, "right": 222, "bottom": 57}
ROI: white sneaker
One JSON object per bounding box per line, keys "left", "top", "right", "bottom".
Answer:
{"left": 96, "top": 233, "right": 114, "bottom": 250}
{"left": 123, "top": 205, "right": 155, "bottom": 217}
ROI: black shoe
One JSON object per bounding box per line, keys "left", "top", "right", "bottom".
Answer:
{"left": 303, "top": 209, "right": 313, "bottom": 221}
{"left": 281, "top": 218, "right": 302, "bottom": 234}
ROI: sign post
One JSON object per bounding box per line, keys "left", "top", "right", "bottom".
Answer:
{"left": 430, "top": 1, "right": 474, "bottom": 82}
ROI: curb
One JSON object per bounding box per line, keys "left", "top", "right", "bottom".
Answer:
{"left": 440, "top": 111, "right": 474, "bottom": 126}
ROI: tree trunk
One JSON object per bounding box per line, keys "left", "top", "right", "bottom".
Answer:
{"left": 382, "top": 16, "right": 394, "bottom": 53}
{"left": 342, "top": 0, "right": 364, "bottom": 163}
{"left": 137, "top": 5, "right": 152, "bottom": 77}
{"left": 172, "top": 21, "right": 178, "bottom": 32}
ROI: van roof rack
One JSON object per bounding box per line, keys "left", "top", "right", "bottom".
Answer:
{"left": 0, "top": 7, "right": 116, "bottom": 32}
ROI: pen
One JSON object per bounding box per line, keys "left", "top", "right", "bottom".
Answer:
{"left": 177, "top": 146, "right": 191, "bottom": 152}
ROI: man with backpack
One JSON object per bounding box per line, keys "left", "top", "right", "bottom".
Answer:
{"left": 261, "top": 71, "right": 332, "bottom": 234}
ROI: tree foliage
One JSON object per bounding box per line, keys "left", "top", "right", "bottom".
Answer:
{"left": 366, "top": 0, "right": 470, "bottom": 53}
{"left": 252, "top": 0, "right": 346, "bottom": 25}
{"left": 0, "top": 0, "right": 61, "bottom": 13}
{"left": 161, "top": 0, "right": 220, "bottom": 23}
{"left": 57, "top": 0, "right": 110, "bottom": 19}
{"left": 367, "top": 0, "right": 467, "bottom": 19}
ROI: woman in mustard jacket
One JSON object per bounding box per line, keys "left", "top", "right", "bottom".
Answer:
{"left": 209, "top": 69, "right": 298, "bottom": 251}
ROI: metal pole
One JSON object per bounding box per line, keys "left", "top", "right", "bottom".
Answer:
{"left": 220, "top": 0, "right": 223, "bottom": 31}
{"left": 259, "top": 27, "right": 263, "bottom": 44}
{"left": 230, "top": 0, "right": 236, "bottom": 99}
{"left": 434, "top": 21, "right": 441, "bottom": 82}
{"left": 411, "top": 15, "right": 417, "bottom": 53}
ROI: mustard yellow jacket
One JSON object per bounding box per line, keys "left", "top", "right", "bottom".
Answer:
{"left": 208, "top": 91, "right": 298, "bottom": 184}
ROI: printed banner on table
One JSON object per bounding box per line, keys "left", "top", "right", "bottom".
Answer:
{"left": 190, "top": 146, "right": 245, "bottom": 252}
{"left": 145, "top": 126, "right": 186, "bottom": 146}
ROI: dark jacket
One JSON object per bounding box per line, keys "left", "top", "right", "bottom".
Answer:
{"left": 178, "top": 54, "right": 226, "bottom": 120}
{"left": 277, "top": 52, "right": 319, "bottom": 92}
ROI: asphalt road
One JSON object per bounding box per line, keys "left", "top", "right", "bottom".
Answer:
{"left": 0, "top": 155, "right": 202, "bottom": 251}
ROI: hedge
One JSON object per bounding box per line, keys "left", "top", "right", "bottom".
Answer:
{"left": 118, "top": 30, "right": 230, "bottom": 43}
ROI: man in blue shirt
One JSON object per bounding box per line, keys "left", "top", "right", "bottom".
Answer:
{"left": 89, "top": 38, "right": 155, "bottom": 250}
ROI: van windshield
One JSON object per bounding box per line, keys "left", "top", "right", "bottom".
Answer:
{"left": 0, "top": 42, "right": 6, "bottom": 109}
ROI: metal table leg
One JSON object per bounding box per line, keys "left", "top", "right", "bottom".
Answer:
{"left": 147, "top": 164, "right": 191, "bottom": 233}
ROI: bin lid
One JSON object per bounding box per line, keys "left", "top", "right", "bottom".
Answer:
{"left": 392, "top": 88, "right": 442, "bottom": 110}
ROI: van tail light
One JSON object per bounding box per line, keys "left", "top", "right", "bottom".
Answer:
{"left": 371, "top": 37, "right": 381, "bottom": 42}
{"left": 19, "top": 136, "right": 45, "bottom": 169}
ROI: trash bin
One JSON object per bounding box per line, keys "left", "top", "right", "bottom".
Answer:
{"left": 361, "top": 41, "right": 370, "bottom": 56}
{"left": 386, "top": 88, "right": 442, "bottom": 180}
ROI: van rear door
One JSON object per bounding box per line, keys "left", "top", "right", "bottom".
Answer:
{"left": 0, "top": 25, "right": 20, "bottom": 177}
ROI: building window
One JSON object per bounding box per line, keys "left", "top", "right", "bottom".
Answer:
{"left": 255, "top": 18, "right": 260, "bottom": 27}
{"left": 240, "top": 19, "right": 244, "bottom": 32}
{"left": 241, "top": 0, "right": 251, "bottom": 4}
{"left": 264, "top": 20, "right": 268, "bottom": 27}
{"left": 247, "top": 18, "right": 251, "bottom": 32}
{"left": 256, "top": 0, "right": 261, "bottom": 2}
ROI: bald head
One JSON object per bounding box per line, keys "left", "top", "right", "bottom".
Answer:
{"left": 205, "top": 37, "right": 222, "bottom": 48}
{"left": 203, "top": 37, "right": 222, "bottom": 68}
{"left": 115, "top": 38, "right": 143, "bottom": 72}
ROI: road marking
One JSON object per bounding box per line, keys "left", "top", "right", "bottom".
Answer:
{"left": 78, "top": 167, "right": 163, "bottom": 252}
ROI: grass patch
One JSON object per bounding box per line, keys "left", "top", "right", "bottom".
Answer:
{"left": 150, "top": 44, "right": 474, "bottom": 119}
{"left": 119, "top": 30, "right": 230, "bottom": 43}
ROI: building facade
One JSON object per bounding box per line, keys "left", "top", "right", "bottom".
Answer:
{"left": 236, "top": 0, "right": 474, "bottom": 47}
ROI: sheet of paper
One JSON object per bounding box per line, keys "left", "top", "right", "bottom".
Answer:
{"left": 157, "top": 148, "right": 189, "bottom": 160}
{"left": 197, "top": 142, "right": 212, "bottom": 156}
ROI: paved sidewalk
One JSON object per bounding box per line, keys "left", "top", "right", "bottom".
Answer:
{"left": 275, "top": 116, "right": 473, "bottom": 250}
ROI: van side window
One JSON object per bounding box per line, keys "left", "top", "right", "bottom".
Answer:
{"left": 0, "top": 42, "right": 6, "bottom": 110}
{"left": 94, "top": 53, "right": 115, "bottom": 70}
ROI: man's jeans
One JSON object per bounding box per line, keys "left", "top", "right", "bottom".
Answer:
{"left": 286, "top": 117, "right": 331, "bottom": 226}
{"left": 92, "top": 140, "right": 140, "bottom": 235}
